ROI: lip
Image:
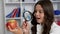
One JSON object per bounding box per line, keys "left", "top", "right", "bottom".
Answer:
{"left": 36, "top": 18, "right": 40, "bottom": 20}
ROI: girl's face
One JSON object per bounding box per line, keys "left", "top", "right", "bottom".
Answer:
{"left": 34, "top": 4, "right": 44, "bottom": 24}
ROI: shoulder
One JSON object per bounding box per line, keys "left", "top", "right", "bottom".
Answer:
{"left": 50, "top": 22, "right": 60, "bottom": 34}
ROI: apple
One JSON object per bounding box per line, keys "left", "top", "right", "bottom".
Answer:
{"left": 6, "top": 20, "right": 17, "bottom": 30}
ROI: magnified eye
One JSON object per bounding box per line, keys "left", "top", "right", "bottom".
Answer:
{"left": 23, "top": 11, "right": 32, "bottom": 21}
{"left": 24, "top": 12, "right": 31, "bottom": 20}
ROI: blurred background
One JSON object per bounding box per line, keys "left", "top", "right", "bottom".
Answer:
{"left": 0, "top": 0, "right": 60, "bottom": 34}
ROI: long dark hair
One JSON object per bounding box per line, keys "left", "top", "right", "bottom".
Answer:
{"left": 31, "top": 0, "right": 54, "bottom": 34}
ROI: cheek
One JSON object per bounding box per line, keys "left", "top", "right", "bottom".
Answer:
{"left": 40, "top": 14, "right": 44, "bottom": 19}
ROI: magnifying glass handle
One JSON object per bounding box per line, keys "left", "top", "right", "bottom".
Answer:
{"left": 25, "top": 20, "right": 27, "bottom": 27}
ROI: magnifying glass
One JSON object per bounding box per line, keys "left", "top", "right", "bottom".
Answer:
{"left": 23, "top": 11, "right": 32, "bottom": 23}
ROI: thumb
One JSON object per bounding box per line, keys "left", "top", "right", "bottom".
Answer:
{"left": 16, "top": 23, "right": 20, "bottom": 29}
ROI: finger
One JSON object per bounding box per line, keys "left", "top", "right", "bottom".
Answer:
{"left": 23, "top": 21, "right": 29, "bottom": 27}
{"left": 26, "top": 22, "right": 29, "bottom": 26}
{"left": 26, "top": 23, "right": 30, "bottom": 30}
{"left": 22, "top": 21, "right": 29, "bottom": 29}
{"left": 22, "top": 22, "right": 26, "bottom": 29}
{"left": 8, "top": 26, "right": 18, "bottom": 32}
{"left": 8, "top": 26, "right": 13, "bottom": 31}
{"left": 22, "top": 21, "right": 27, "bottom": 26}
{"left": 23, "top": 21, "right": 26, "bottom": 25}
{"left": 22, "top": 24, "right": 25, "bottom": 29}
{"left": 16, "top": 23, "right": 20, "bottom": 29}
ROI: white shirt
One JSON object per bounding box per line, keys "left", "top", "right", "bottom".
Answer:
{"left": 37, "top": 24, "right": 43, "bottom": 34}
{"left": 37, "top": 22, "right": 60, "bottom": 34}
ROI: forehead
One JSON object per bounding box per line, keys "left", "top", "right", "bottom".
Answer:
{"left": 36, "top": 4, "right": 43, "bottom": 10}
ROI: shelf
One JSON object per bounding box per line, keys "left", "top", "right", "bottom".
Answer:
{"left": 52, "top": 1, "right": 60, "bottom": 3}
{"left": 21, "top": 1, "right": 60, "bottom": 4}
{"left": 6, "top": 17, "right": 21, "bottom": 20}
{"left": 22, "top": 2, "right": 36, "bottom": 4}
{"left": 54, "top": 15, "right": 60, "bottom": 17}
{"left": 5, "top": 2, "right": 20, "bottom": 5}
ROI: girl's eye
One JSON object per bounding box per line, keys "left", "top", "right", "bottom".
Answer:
{"left": 39, "top": 10, "right": 44, "bottom": 13}
{"left": 39, "top": 11, "right": 41, "bottom": 13}
{"left": 34, "top": 10, "right": 44, "bottom": 13}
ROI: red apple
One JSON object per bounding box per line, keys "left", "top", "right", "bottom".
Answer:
{"left": 6, "top": 20, "right": 17, "bottom": 30}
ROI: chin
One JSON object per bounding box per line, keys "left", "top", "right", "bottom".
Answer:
{"left": 37, "top": 21, "right": 41, "bottom": 24}
{"left": 36, "top": 19, "right": 42, "bottom": 23}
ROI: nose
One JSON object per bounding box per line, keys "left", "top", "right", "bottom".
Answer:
{"left": 36, "top": 11, "right": 40, "bottom": 16}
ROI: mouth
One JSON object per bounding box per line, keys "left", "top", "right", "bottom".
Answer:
{"left": 36, "top": 18, "right": 41, "bottom": 23}
{"left": 36, "top": 18, "right": 40, "bottom": 20}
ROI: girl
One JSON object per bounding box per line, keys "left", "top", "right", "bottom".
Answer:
{"left": 8, "top": 0, "right": 60, "bottom": 34}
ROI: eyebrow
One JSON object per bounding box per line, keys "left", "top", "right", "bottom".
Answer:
{"left": 39, "top": 10, "right": 44, "bottom": 12}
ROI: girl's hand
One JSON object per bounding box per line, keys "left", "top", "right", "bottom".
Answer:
{"left": 22, "top": 21, "right": 30, "bottom": 34}
{"left": 8, "top": 23, "right": 23, "bottom": 34}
